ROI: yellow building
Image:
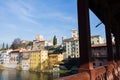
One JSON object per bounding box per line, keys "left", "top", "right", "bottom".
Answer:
{"left": 49, "top": 53, "right": 63, "bottom": 69}
{"left": 29, "top": 50, "right": 48, "bottom": 71}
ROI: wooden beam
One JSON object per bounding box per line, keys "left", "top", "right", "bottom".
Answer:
{"left": 77, "top": 0, "right": 93, "bottom": 70}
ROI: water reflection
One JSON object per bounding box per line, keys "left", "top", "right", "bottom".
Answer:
{"left": 0, "top": 69, "right": 61, "bottom": 80}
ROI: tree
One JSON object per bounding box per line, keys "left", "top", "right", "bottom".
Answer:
{"left": 10, "top": 38, "right": 21, "bottom": 49}
{"left": 27, "top": 41, "right": 33, "bottom": 46}
{"left": 0, "top": 42, "right": 5, "bottom": 50}
{"left": 2, "top": 42, "right": 5, "bottom": 50}
{"left": 53, "top": 35, "right": 57, "bottom": 46}
{"left": 6, "top": 44, "right": 9, "bottom": 49}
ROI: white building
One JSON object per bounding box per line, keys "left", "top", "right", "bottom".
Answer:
{"left": 71, "top": 29, "right": 78, "bottom": 38}
{"left": 62, "top": 29, "right": 79, "bottom": 60}
{"left": 45, "top": 40, "right": 53, "bottom": 46}
{"left": 1, "top": 49, "right": 13, "bottom": 67}
{"left": 63, "top": 38, "right": 79, "bottom": 60}
{"left": 62, "top": 29, "right": 107, "bottom": 60}
{"left": 91, "top": 35, "right": 105, "bottom": 45}
{"left": 35, "top": 34, "right": 44, "bottom": 41}
{"left": 0, "top": 51, "right": 4, "bottom": 64}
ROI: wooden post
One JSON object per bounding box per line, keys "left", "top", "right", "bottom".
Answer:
{"left": 105, "top": 26, "right": 114, "bottom": 63}
{"left": 114, "top": 29, "right": 120, "bottom": 64}
{"left": 77, "top": 0, "right": 93, "bottom": 71}
{"left": 104, "top": 9, "right": 114, "bottom": 63}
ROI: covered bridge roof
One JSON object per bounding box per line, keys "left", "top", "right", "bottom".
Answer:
{"left": 89, "top": 0, "right": 120, "bottom": 35}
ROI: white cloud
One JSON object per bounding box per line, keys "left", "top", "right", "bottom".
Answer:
{"left": 41, "top": 12, "right": 76, "bottom": 22}
{"left": 0, "top": 0, "right": 77, "bottom": 44}
{"left": 5, "top": 0, "right": 39, "bottom": 25}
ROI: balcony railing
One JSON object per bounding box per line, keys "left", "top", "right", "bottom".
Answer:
{"left": 55, "top": 61, "right": 120, "bottom": 80}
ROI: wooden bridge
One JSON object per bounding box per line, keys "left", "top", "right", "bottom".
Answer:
{"left": 56, "top": 0, "right": 120, "bottom": 80}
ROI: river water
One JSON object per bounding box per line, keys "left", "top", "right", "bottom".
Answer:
{"left": 0, "top": 69, "right": 70, "bottom": 80}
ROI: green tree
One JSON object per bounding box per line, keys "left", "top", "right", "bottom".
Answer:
{"left": 2, "top": 42, "right": 5, "bottom": 50}
{"left": 6, "top": 44, "right": 9, "bottom": 49}
{"left": 10, "top": 38, "right": 21, "bottom": 49}
{"left": 27, "top": 41, "right": 33, "bottom": 46}
{"left": 53, "top": 35, "right": 57, "bottom": 46}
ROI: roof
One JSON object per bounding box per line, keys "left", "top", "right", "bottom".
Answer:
{"left": 91, "top": 43, "right": 115, "bottom": 47}
{"left": 89, "top": 0, "right": 120, "bottom": 35}
{"left": 10, "top": 50, "right": 20, "bottom": 53}
{"left": 91, "top": 35, "right": 101, "bottom": 38}
{"left": 91, "top": 43, "right": 106, "bottom": 47}
{"left": 63, "top": 37, "right": 78, "bottom": 42}
{"left": 26, "top": 50, "right": 48, "bottom": 53}
{"left": 49, "top": 54, "right": 59, "bottom": 57}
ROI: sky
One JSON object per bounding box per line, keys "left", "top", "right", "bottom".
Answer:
{"left": 0, "top": 0, "right": 105, "bottom": 46}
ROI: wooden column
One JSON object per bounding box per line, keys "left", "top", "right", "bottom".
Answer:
{"left": 114, "top": 34, "right": 119, "bottom": 61}
{"left": 105, "top": 26, "right": 114, "bottom": 63}
{"left": 114, "top": 29, "right": 120, "bottom": 62}
{"left": 104, "top": 11, "right": 114, "bottom": 63}
{"left": 77, "top": 0, "right": 93, "bottom": 70}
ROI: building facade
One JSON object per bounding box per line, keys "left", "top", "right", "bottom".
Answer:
{"left": 32, "top": 35, "right": 52, "bottom": 50}
{"left": 29, "top": 50, "right": 48, "bottom": 71}
{"left": 62, "top": 30, "right": 107, "bottom": 60}
{"left": 63, "top": 38, "right": 79, "bottom": 60}
{"left": 1, "top": 50, "right": 13, "bottom": 67}
{"left": 62, "top": 30, "right": 79, "bottom": 60}
{"left": 91, "top": 35, "right": 105, "bottom": 45}
{"left": 49, "top": 53, "right": 63, "bottom": 69}
{"left": 91, "top": 43, "right": 115, "bottom": 67}
{"left": 9, "top": 50, "right": 21, "bottom": 68}
{"left": 21, "top": 51, "right": 30, "bottom": 70}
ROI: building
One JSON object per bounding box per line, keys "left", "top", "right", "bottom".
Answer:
{"left": 21, "top": 51, "right": 30, "bottom": 70}
{"left": 62, "top": 30, "right": 79, "bottom": 60}
{"left": 45, "top": 40, "right": 53, "bottom": 46}
{"left": 91, "top": 35, "right": 105, "bottom": 45}
{"left": 62, "top": 29, "right": 107, "bottom": 60}
{"left": 32, "top": 35, "right": 53, "bottom": 50}
{"left": 33, "top": 40, "right": 46, "bottom": 50}
{"left": 0, "top": 51, "right": 4, "bottom": 64}
{"left": 9, "top": 50, "right": 22, "bottom": 68}
{"left": 1, "top": 49, "right": 13, "bottom": 67}
{"left": 71, "top": 29, "right": 78, "bottom": 38}
{"left": 63, "top": 38, "right": 79, "bottom": 59}
{"left": 49, "top": 54, "right": 63, "bottom": 69}
{"left": 91, "top": 43, "right": 115, "bottom": 67}
{"left": 35, "top": 35, "right": 44, "bottom": 41}
{"left": 33, "top": 40, "right": 53, "bottom": 50}
{"left": 29, "top": 50, "right": 48, "bottom": 71}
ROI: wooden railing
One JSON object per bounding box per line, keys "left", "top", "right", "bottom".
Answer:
{"left": 55, "top": 62, "right": 120, "bottom": 80}
{"left": 94, "top": 66, "right": 106, "bottom": 80}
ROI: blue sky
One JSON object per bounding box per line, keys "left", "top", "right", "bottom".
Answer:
{"left": 0, "top": 0, "right": 105, "bottom": 45}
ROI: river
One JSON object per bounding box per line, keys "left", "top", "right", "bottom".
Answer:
{"left": 0, "top": 69, "right": 71, "bottom": 80}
